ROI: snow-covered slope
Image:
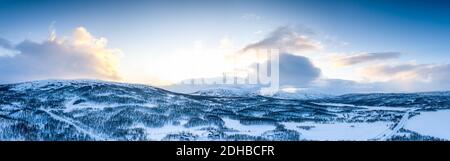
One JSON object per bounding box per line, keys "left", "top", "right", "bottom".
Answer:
{"left": 0, "top": 80, "right": 448, "bottom": 141}
{"left": 192, "top": 87, "right": 332, "bottom": 100}
{"left": 271, "top": 91, "right": 332, "bottom": 100}
{"left": 191, "top": 87, "right": 259, "bottom": 97}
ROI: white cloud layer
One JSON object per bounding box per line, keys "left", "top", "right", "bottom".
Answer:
{"left": 332, "top": 52, "right": 402, "bottom": 67}
{"left": 360, "top": 63, "right": 450, "bottom": 91}
{"left": 0, "top": 27, "right": 122, "bottom": 83}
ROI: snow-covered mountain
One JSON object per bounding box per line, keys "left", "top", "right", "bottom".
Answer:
{"left": 191, "top": 87, "right": 260, "bottom": 97}
{"left": 191, "top": 86, "right": 332, "bottom": 100}
{"left": 0, "top": 80, "right": 449, "bottom": 141}
{"left": 271, "top": 90, "right": 332, "bottom": 100}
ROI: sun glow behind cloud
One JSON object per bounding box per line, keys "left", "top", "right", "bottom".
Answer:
{"left": 0, "top": 26, "right": 122, "bottom": 83}
{"left": 70, "top": 27, "right": 122, "bottom": 80}
{"left": 123, "top": 40, "right": 239, "bottom": 86}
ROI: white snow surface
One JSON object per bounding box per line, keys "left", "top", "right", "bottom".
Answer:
{"left": 283, "top": 121, "right": 392, "bottom": 141}
{"left": 223, "top": 118, "right": 276, "bottom": 136}
{"left": 404, "top": 110, "right": 450, "bottom": 140}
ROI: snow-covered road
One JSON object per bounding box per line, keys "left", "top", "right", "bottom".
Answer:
{"left": 372, "top": 109, "right": 415, "bottom": 141}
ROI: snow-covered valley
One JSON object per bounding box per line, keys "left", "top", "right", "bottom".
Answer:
{"left": 0, "top": 80, "right": 449, "bottom": 141}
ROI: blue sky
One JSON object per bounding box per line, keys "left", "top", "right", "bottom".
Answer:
{"left": 1, "top": 0, "right": 449, "bottom": 92}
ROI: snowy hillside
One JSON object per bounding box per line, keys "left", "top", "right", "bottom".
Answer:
{"left": 191, "top": 86, "right": 332, "bottom": 100}
{"left": 0, "top": 80, "right": 449, "bottom": 141}
{"left": 191, "top": 87, "right": 259, "bottom": 97}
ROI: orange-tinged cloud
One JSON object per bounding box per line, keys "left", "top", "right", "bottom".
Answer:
{"left": 0, "top": 26, "right": 122, "bottom": 83}
{"left": 69, "top": 27, "right": 122, "bottom": 80}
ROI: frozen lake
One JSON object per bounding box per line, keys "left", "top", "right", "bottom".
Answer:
{"left": 405, "top": 110, "right": 450, "bottom": 140}
{"left": 283, "top": 121, "right": 392, "bottom": 141}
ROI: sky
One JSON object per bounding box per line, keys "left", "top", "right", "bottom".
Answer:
{"left": 0, "top": 0, "right": 450, "bottom": 93}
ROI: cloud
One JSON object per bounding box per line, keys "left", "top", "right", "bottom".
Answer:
{"left": 166, "top": 53, "right": 322, "bottom": 94}
{"left": 278, "top": 53, "right": 321, "bottom": 86}
{"left": 0, "top": 38, "right": 18, "bottom": 57}
{"left": 309, "top": 79, "right": 385, "bottom": 95}
{"left": 238, "top": 26, "right": 322, "bottom": 88}
{"left": 0, "top": 38, "right": 13, "bottom": 50}
{"left": 0, "top": 27, "right": 122, "bottom": 83}
{"left": 219, "top": 37, "right": 233, "bottom": 49}
{"left": 288, "top": 61, "right": 450, "bottom": 93}
{"left": 241, "top": 13, "right": 261, "bottom": 20}
{"left": 254, "top": 53, "right": 321, "bottom": 87}
{"left": 361, "top": 63, "right": 430, "bottom": 81}
{"left": 242, "top": 26, "right": 322, "bottom": 53}
{"left": 333, "top": 52, "right": 402, "bottom": 67}
{"left": 360, "top": 63, "right": 450, "bottom": 91}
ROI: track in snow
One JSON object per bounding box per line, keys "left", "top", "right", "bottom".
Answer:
{"left": 372, "top": 109, "right": 415, "bottom": 141}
